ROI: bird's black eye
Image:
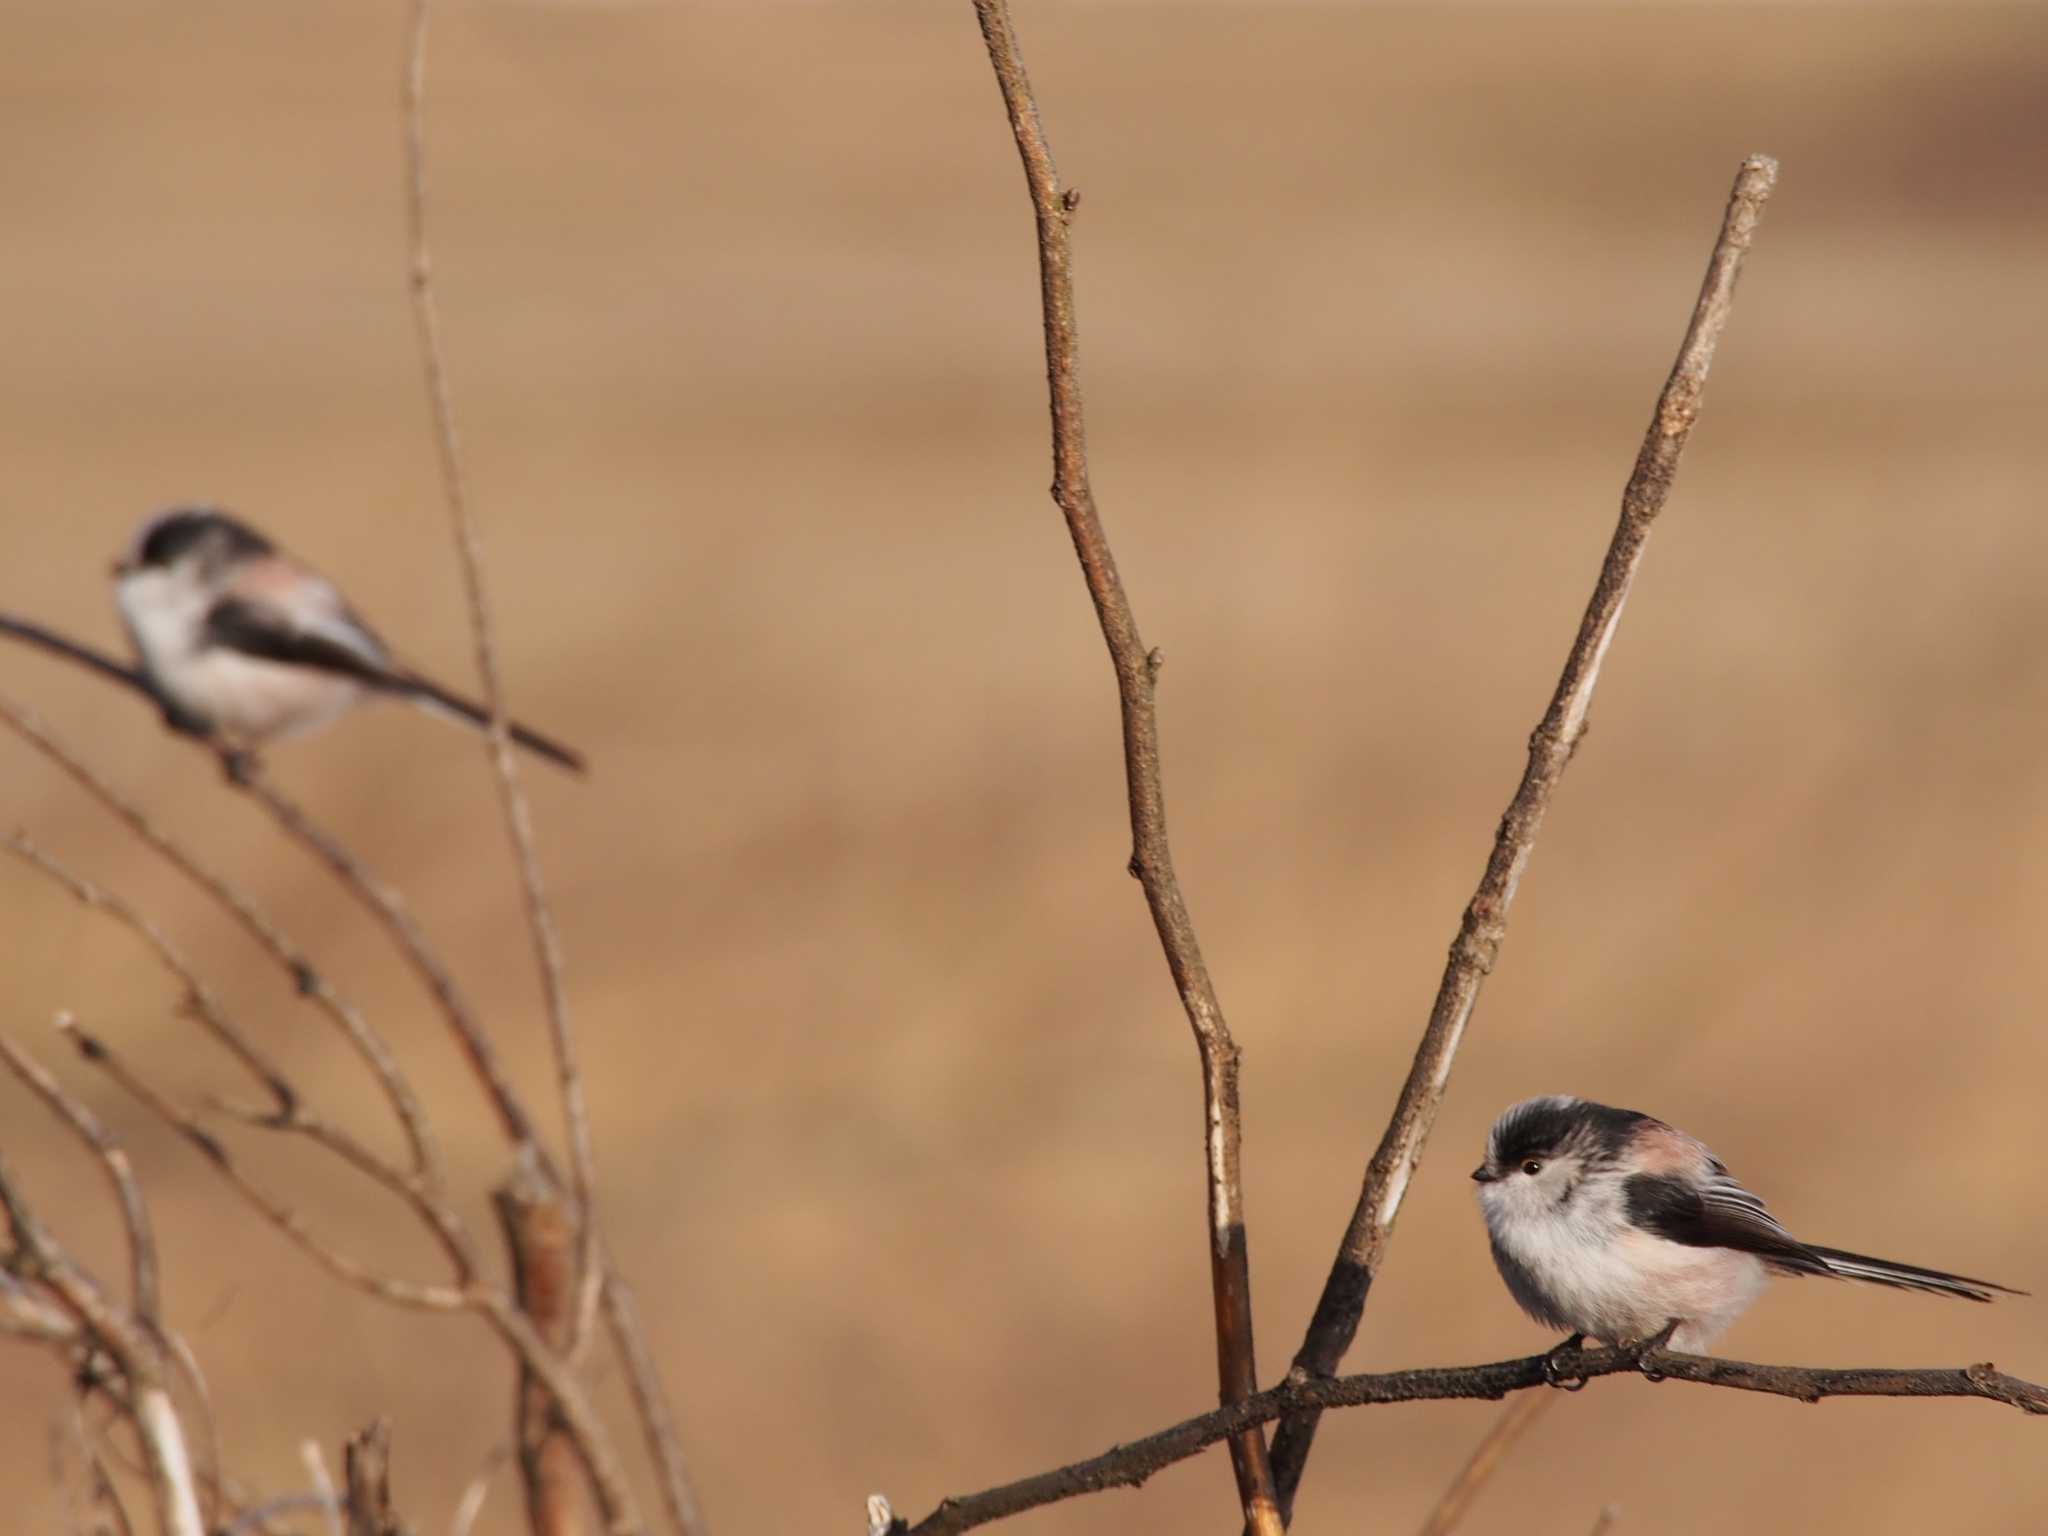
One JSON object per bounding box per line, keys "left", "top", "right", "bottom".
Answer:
{"left": 1520, "top": 1159, "right": 1543, "bottom": 1176}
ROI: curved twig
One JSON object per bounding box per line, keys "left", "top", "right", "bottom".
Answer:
{"left": 969, "top": 4, "right": 1281, "bottom": 1531}
{"left": 901, "top": 1339, "right": 2044, "bottom": 1535}
{"left": 4, "top": 833, "right": 476, "bottom": 1282}
{"left": 0, "top": 1028, "right": 160, "bottom": 1321}
{"left": 59, "top": 1022, "right": 467, "bottom": 1314}
{"left": 0, "top": 696, "right": 446, "bottom": 1189}
{"left": 231, "top": 761, "right": 543, "bottom": 1159}
{"left": 1267, "top": 154, "right": 1781, "bottom": 1516}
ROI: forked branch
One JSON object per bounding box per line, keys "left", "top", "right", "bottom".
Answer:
{"left": 1265, "top": 154, "right": 1780, "bottom": 1517}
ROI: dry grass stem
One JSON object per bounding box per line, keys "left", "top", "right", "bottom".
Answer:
{"left": 1414, "top": 1393, "right": 1555, "bottom": 1536}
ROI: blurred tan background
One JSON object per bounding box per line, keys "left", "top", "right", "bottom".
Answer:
{"left": 3, "top": 1, "right": 2045, "bottom": 1531}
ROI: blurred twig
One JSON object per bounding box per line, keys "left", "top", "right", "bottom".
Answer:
{"left": 404, "top": 10, "right": 702, "bottom": 1535}
{"left": 343, "top": 1419, "right": 411, "bottom": 1536}
{"left": 0, "top": 696, "right": 446, "bottom": 1189}
{"left": 401, "top": 0, "right": 601, "bottom": 1352}
{"left": 1414, "top": 1393, "right": 1554, "bottom": 1536}
{"left": 969, "top": 4, "right": 1282, "bottom": 1531}
{"left": 0, "top": 614, "right": 155, "bottom": 702}
{"left": 1264, "top": 154, "right": 1780, "bottom": 1518}
{"left": 0, "top": 1047, "right": 205, "bottom": 1536}
{"left": 601, "top": 1268, "right": 710, "bottom": 1536}
{"left": 898, "top": 1339, "right": 2045, "bottom": 1534}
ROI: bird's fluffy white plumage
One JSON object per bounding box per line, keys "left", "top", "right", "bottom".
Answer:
{"left": 1473, "top": 1094, "right": 2016, "bottom": 1352}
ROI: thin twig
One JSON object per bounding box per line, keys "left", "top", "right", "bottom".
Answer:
{"left": 0, "top": 1029, "right": 159, "bottom": 1322}
{"left": 1588, "top": 1505, "right": 1620, "bottom": 1536}
{"left": 75, "top": 1398, "right": 139, "bottom": 1536}
{"left": 59, "top": 1022, "right": 467, "bottom": 1314}
{"left": 1266, "top": 154, "right": 1780, "bottom": 1517}
{"left": 301, "top": 1440, "right": 344, "bottom": 1536}
{"left": 4, "top": 833, "right": 477, "bottom": 1282}
{"left": 602, "top": 1268, "right": 711, "bottom": 1536}
{"left": 0, "top": 614, "right": 155, "bottom": 701}
{"left": 0, "top": 696, "right": 445, "bottom": 1189}
{"left": 231, "top": 762, "right": 541, "bottom": 1158}
{"left": 450, "top": 1441, "right": 513, "bottom": 1536}
{"left": 899, "top": 1338, "right": 2044, "bottom": 1535}
{"left": 221, "top": 1494, "right": 341, "bottom": 1536}
{"left": 1414, "top": 1393, "right": 1554, "bottom": 1536}
{"left": 0, "top": 1148, "right": 205, "bottom": 1536}
{"left": 6, "top": 833, "right": 295, "bottom": 1116}
{"left": 471, "top": 1288, "right": 647, "bottom": 1536}
{"left": 402, "top": 0, "right": 600, "bottom": 1355}
{"left": 969, "top": 4, "right": 1281, "bottom": 1530}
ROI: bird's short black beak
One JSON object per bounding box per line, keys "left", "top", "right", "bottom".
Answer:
{"left": 1470, "top": 1165, "right": 1497, "bottom": 1183}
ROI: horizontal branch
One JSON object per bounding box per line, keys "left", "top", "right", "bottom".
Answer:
{"left": 901, "top": 1341, "right": 2044, "bottom": 1535}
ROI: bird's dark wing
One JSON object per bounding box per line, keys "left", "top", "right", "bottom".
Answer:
{"left": 1623, "top": 1171, "right": 1833, "bottom": 1276}
{"left": 205, "top": 595, "right": 585, "bottom": 775}
{"left": 203, "top": 596, "right": 398, "bottom": 689}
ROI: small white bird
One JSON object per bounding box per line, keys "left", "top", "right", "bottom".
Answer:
{"left": 1473, "top": 1095, "right": 2020, "bottom": 1353}
{"left": 112, "top": 507, "right": 584, "bottom": 773}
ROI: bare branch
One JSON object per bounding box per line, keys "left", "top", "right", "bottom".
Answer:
{"left": 401, "top": 0, "right": 600, "bottom": 1356}
{"left": 602, "top": 1268, "right": 711, "bottom": 1536}
{"left": 0, "top": 1146, "right": 203, "bottom": 1536}
{"left": 899, "top": 1338, "right": 2043, "bottom": 1535}
{"left": 1267, "top": 153, "right": 1780, "bottom": 1515}
{"left": 493, "top": 1154, "right": 588, "bottom": 1536}
{"left": 0, "top": 614, "right": 154, "bottom": 701}
{"left": 450, "top": 1442, "right": 513, "bottom": 1536}
{"left": 1414, "top": 1393, "right": 1553, "bottom": 1536}
{"left": 4, "top": 834, "right": 477, "bottom": 1281}
{"left": 0, "top": 696, "right": 445, "bottom": 1188}
{"left": 221, "top": 1494, "right": 342, "bottom": 1536}
{"left": 0, "top": 1269, "right": 80, "bottom": 1345}
{"left": 470, "top": 1288, "right": 646, "bottom": 1536}
{"left": 7, "top": 832, "right": 296, "bottom": 1115}
{"left": 230, "top": 762, "right": 542, "bottom": 1159}
{"left": 343, "top": 1420, "right": 411, "bottom": 1536}
{"left": 0, "top": 1030, "right": 159, "bottom": 1322}
{"left": 303, "top": 1439, "right": 345, "bottom": 1536}
{"left": 969, "top": 4, "right": 1280, "bottom": 1529}
{"left": 58, "top": 1022, "right": 467, "bottom": 1313}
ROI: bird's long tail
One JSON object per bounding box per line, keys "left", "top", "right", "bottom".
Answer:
{"left": 1804, "top": 1245, "right": 2024, "bottom": 1302}
{"left": 395, "top": 673, "right": 587, "bottom": 775}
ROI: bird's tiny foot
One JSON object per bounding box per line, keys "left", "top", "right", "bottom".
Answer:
{"left": 217, "top": 747, "right": 259, "bottom": 785}
{"left": 1626, "top": 1320, "right": 1681, "bottom": 1381}
{"left": 1542, "top": 1333, "right": 1589, "bottom": 1391}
